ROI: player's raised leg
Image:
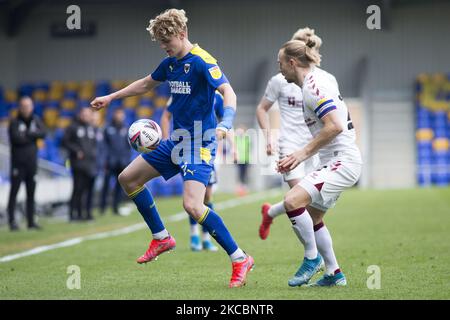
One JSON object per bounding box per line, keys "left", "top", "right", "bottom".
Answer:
{"left": 183, "top": 180, "right": 254, "bottom": 288}
{"left": 118, "top": 155, "right": 175, "bottom": 263}
{"left": 307, "top": 206, "right": 346, "bottom": 287}
{"left": 283, "top": 185, "right": 323, "bottom": 286}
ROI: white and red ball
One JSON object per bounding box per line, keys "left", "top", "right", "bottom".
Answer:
{"left": 128, "top": 119, "right": 162, "bottom": 153}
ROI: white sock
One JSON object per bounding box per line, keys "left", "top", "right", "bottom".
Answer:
{"left": 202, "top": 231, "right": 211, "bottom": 242}
{"left": 153, "top": 229, "right": 169, "bottom": 240}
{"left": 268, "top": 201, "right": 285, "bottom": 218}
{"left": 190, "top": 224, "right": 200, "bottom": 237}
{"left": 230, "top": 248, "right": 246, "bottom": 262}
{"left": 314, "top": 223, "right": 340, "bottom": 275}
{"left": 287, "top": 208, "right": 318, "bottom": 259}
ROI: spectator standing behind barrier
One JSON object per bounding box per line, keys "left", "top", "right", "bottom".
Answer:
{"left": 7, "top": 96, "right": 46, "bottom": 231}
{"left": 234, "top": 125, "right": 251, "bottom": 196}
{"left": 100, "top": 108, "right": 131, "bottom": 215}
{"left": 91, "top": 110, "right": 106, "bottom": 216}
{"left": 63, "top": 107, "right": 97, "bottom": 221}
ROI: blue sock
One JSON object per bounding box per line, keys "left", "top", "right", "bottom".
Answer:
{"left": 202, "top": 202, "right": 214, "bottom": 234}
{"left": 128, "top": 186, "right": 165, "bottom": 234}
{"left": 198, "top": 207, "right": 238, "bottom": 255}
{"left": 189, "top": 215, "right": 197, "bottom": 226}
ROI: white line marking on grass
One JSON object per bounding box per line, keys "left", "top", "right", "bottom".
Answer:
{"left": 0, "top": 189, "right": 281, "bottom": 263}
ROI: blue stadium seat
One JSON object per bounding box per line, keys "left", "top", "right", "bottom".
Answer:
{"left": 0, "top": 102, "right": 8, "bottom": 120}
{"left": 34, "top": 102, "right": 44, "bottom": 117}
{"left": 95, "top": 81, "right": 111, "bottom": 97}
{"left": 79, "top": 99, "right": 91, "bottom": 108}
{"left": 46, "top": 100, "right": 60, "bottom": 109}
{"left": 19, "top": 83, "right": 34, "bottom": 97}
{"left": 64, "top": 90, "right": 78, "bottom": 100}
{"left": 36, "top": 82, "right": 50, "bottom": 91}
{"left": 140, "top": 97, "right": 153, "bottom": 107}
{"left": 432, "top": 153, "right": 448, "bottom": 186}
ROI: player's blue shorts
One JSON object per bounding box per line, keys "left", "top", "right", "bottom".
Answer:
{"left": 208, "top": 165, "right": 217, "bottom": 186}
{"left": 142, "top": 139, "right": 216, "bottom": 187}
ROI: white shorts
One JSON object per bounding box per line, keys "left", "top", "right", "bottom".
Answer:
{"left": 298, "top": 159, "right": 362, "bottom": 211}
{"left": 279, "top": 145, "right": 320, "bottom": 182}
{"left": 283, "top": 155, "right": 320, "bottom": 182}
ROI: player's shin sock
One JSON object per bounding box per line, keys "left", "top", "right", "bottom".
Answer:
{"left": 128, "top": 186, "right": 168, "bottom": 240}
{"left": 198, "top": 207, "right": 244, "bottom": 261}
{"left": 189, "top": 216, "right": 200, "bottom": 236}
{"left": 314, "top": 222, "right": 340, "bottom": 274}
{"left": 268, "top": 201, "right": 286, "bottom": 218}
{"left": 286, "top": 207, "right": 318, "bottom": 259}
{"left": 202, "top": 202, "right": 214, "bottom": 240}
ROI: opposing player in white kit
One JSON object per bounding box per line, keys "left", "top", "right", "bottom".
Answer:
{"left": 277, "top": 38, "right": 362, "bottom": 287}
{"left": 257, "top": 28, "right": 321, "bottom": 241}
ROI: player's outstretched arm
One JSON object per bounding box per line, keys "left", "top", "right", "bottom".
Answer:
{"left": 256, "top": 97, "right": 275, "bottom": 155}
{"left": 91, "top": 75, "right": 160, "bottom": 110}
{"left": 278, "top": 111, "right": 343, "bottom": 173}
{"left": 216, "top": 83, "right": 237, "bottom": 140}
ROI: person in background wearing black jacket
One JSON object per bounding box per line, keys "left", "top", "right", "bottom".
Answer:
{"left": 7, "top": 96, "right": 46, "bottom": 231}
{"left": 100, "top": 108, "right": 131, "bottom": 215}
{"left": 63, "top": 107, "right": 97, "bottom": 222}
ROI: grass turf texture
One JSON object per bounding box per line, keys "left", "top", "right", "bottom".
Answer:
{"left": 0, "top": 187, "right": 449, "bottom": 299}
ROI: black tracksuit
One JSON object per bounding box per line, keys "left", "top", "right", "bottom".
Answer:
{"left": 7, "top": 114, "right": 46, "bottom": 227}
{"left": 63, "top": 119, "right": 97, "bottom": 220}
{"left": 100, "top": 121, "right": 131, "bottom": 214}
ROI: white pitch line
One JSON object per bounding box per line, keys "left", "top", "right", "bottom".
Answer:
{"left": 0, "top": 189, "right": 281, "bottom": 263}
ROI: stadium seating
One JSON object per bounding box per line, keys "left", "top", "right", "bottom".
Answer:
{"left": 415, "top": 73, "right": 450, "bottom": 186}
{"left": 0, "top": 80, "right": 183, "bottom": 195}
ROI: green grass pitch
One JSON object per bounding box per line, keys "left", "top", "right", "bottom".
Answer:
{"left": 0, "top": 187, "right": 449, "bottom": 299}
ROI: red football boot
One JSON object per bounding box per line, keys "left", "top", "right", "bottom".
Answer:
{"left": 136, "top": 236, "right": 176, "bottom": 264}
{"left": 229, "top": 255, "right": 255, "bottom": 288}
{"left": 259, "top": 203, "right": 273, "bottom": 240}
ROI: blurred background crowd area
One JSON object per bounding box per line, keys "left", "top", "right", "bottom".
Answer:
{"left": 0, "top": 80, "right": 170, "bottom": 167}
{"left": 0, "top": 80, "right": 189, "bottom": 201}
{"left": 415, "top": 73, "right": 450, "bottom": 186}
{"left": 0, "top": 72, "right": 449, "bottom": 188}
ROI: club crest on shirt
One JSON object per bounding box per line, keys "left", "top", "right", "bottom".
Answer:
{"left": 184, "top": 63, "right": 190, "bottom": 74}
{"left": 208, "top": 66, "right": 222, "bottom": 80}
{"left": 288, "top": 97, "right": 296, "bottom": 106}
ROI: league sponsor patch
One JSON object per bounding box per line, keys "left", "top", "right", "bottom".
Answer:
{"left": 208, "top": 66, "right": 222, "bottom": 80}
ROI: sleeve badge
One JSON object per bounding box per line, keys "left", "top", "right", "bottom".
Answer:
{"left": 208, "top": 66, "right": 223, "bottom": 80}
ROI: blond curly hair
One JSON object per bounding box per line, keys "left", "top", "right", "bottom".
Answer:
{"left": 146, "top": 9, "right": 188, "bottom": 42}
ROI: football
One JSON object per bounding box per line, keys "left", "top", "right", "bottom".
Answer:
{"left": 128, "top": 119, "right": 162, "bottom": 153}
